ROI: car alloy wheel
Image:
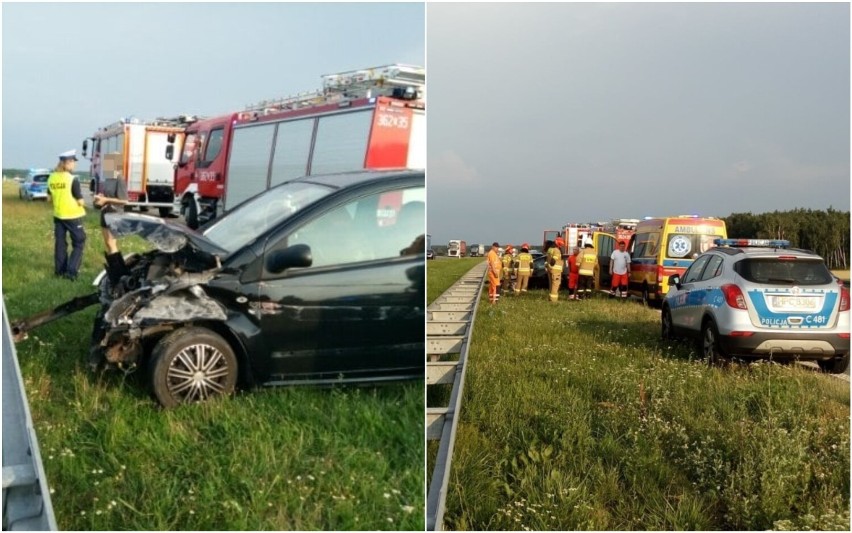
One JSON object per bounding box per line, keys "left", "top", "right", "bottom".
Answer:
{"left": 701, "top": 320, "right": 727, "bottom": 367}
{"left": 149, "top": 327, "right": 238, "bottom": 408}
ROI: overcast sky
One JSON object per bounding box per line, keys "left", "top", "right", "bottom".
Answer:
{"left": 427, "top": 2, "right": 850, "bottom": 248}
{"left": 2, "top": 2, "right": 424, "bottom": 170}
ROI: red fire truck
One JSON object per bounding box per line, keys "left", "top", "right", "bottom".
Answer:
{"left": 542, "top": 219, "right": 639, "bottom": 290}
{"left": 82, "top": 117, "right": 187, "bottom": 216}
{"left": 171, "top": 64, "right": 425, "bottom": 228}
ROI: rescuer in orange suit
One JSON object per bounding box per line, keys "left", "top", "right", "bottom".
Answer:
{"left": 487, "top": 242, "right": 502, "bottom": 304}
{"left": 514, "top": 243, "right": 534, "bottom": 294}
{"left": 546, "top": 237, "right": 564, "bottom": 302}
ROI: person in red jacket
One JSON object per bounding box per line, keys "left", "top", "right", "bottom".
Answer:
{"left": 567, "top": 246, "right": 581, "bottom": 300}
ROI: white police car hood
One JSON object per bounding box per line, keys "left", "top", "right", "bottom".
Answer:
{"left": 104, "top": 212, "right": 228, "bottom": 258}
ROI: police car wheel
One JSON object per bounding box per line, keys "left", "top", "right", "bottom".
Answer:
{"left": 817, "top": 353, "right": 850, "bottom": 374}
{"left": 701, "top": 320, "right": 727, "bottom": 367}
{"left": 149, "top": 327, "right": 238, "bottom": 408}
{"left": 661, "top": 306, "right": 674, "bottom": 340}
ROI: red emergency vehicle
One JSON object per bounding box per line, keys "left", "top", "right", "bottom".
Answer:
{"left": 82, "top": 117, "right": 186, "bottom": 216}
{"left": 172, "top": 64, "right": 425, "bottom": 228}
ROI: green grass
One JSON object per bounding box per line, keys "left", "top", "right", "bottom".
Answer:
{"left": 427, "top": 261, "right": 850, "bottom": 530}
{"left": 2, "top": 180, "right": 424, "bottom": 530}
{"left": 427, "top": 257, "right": 481, "bottom": 304}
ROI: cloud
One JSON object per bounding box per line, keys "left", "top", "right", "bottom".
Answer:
{"left": 428, "top": 150, "right": 482, "bottom": 188}
{"left": 733, "top": 161, "right": 753, "bottom": 173}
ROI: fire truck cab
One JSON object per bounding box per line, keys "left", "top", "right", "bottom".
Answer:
{"left": 82, "top": 117, "right": 186, "bottom": 216}
{"left": 172, "top": 64, "right": 425, "bottom": 229}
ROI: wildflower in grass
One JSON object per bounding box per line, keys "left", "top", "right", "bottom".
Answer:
{"left": 383, "top": 492, "right": 391, "bottom": 499}
{"left": 387, "top": 517, "right": 394, "bottom": 523}
{"left": 402, "top": 505, "right": 415, "bottom": 513}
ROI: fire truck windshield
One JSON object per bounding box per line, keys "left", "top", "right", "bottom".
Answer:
{"left": 203, "top": 182, "right": 333, "bottom": 253}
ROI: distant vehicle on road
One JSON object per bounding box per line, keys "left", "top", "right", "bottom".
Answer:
{"left": 448, "top": 240, "right": 466, "bottom": 258}
{"left": 468, "top": 244, "right": 486, "bottom": 257}
{"left": 18, "top": 169, "right": 50, "bottom": 201}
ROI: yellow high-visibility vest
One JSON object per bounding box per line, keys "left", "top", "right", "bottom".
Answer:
{"left": 579, "top": 249, "right": 596, "bottom": 276}
{"left": 47, "top": 171, "right": 85, "bottom": 219}
{"left": 515, "top": 252, "right": 533, "bottom": 274}
{"left": 547, "top": 247, "right": 563, "bottom": 273}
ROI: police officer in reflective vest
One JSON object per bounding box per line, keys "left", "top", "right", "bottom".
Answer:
{"left": 545, "top": 237, "right": 564, "bottom": 302}
{"left": 514, "top": 243, "right": 534, "bottom": 294}
{"left": 47, "top": 150, "right": 87, "bottom": 281}
{"left": 501, "top": 244, "right": 514, "bottom": 294}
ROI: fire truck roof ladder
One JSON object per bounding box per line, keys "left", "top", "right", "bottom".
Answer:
{"left": 244, "top": 64, "right": 425, "bottom": 114}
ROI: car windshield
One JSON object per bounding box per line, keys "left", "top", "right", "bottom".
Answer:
{"left": 32, "top": 175, "right": 48, "bottom": 183}
{"left": 734, "top": 258, "right": 834, "bottom": 286}
{"left": 202, "top": 182, "right": 334, "bottom": 253}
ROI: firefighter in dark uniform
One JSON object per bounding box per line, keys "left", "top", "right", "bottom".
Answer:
{"left": 546, "top": 237, "right": 564, "bottom": 302}
{"left": 47, "top": 150, "right": 86, "bottom": 281}
{"left": 501, "top": 244, "right": 515, "bottom": 295}
{"left": 514, "top": 243, "right": 534, "bottom": 294}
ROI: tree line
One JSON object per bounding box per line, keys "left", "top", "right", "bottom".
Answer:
{"left": 723, "top": 208, "right": 850, "bottom": 270}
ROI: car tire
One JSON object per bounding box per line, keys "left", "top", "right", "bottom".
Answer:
{"left": 701, "top": 319, "right": 727, "bottom": 367}
{"left": 817, "top": 353, "right": 850, "bottom": 374}
{"left": 149, "top": 327, "right": 238, "bottom": 408}
{"left": 158, "top": 206, "right": 173, "bottom": 217}
{"left": 661, "top": 306, "right": 674, "bottom": 340}
{"left": 186, "top": 198, "right": 199, "bottom": 230}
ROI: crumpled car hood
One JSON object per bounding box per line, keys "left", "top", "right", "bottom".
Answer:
{"left": 104, "top": 212, "right": 229, "bottom": 257}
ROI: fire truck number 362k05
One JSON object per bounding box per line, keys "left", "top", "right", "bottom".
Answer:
{"left": 377, "top": 113, "right": 410, "bottom": 129}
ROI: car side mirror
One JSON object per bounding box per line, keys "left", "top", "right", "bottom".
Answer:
{"left": 669, "top": 274, "right": 681, "bottom": 289}
{"left": 266, "top": 244, "right": 312, "bottom": 274}
{"left": 165, "top": 145, "right": 174, "bottom": 160}
{"left": 82, "top": 139, "right": 88, "bottom": 157}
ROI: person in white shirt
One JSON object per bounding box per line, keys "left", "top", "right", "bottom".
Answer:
{"left": 609, "top": 241, "right": 631, "bottom": 299}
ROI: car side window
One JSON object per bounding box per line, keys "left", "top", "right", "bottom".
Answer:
{"left": 700, "top": 255, "right": 724, "bottom": 281}
{"left": 272, "top": 185, "right": 425, "bottom": 272}
{"left": 683, "top": 255, "right": 711, "bottom": 283}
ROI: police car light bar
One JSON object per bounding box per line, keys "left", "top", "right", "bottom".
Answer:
{"left": 714, "top": 238, "right": 790, "bottom": 248}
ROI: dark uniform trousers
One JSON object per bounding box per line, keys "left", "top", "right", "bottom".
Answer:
{"left": 54, "top": 217, "right": 87, "bottom": 277}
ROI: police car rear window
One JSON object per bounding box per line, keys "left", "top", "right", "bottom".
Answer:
{"left": 734, "top": 258, "right": 833, "bottom": 286}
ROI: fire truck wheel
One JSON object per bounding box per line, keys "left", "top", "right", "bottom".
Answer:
{"left": 159, "top": 207, "right": 173, "bottom": 217}
{"left": 149, "top": 327, "right": 238, "bottom": 408}
{"left": 186, "top": 199, "right": 199, "bottom": 230}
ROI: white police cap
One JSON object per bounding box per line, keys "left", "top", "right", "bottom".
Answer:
{"left": 58, "top": 149, "right": 78, "bottom": 161}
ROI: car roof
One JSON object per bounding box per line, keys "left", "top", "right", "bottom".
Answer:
{"left": 711, "top": 246, "right": 821, "bottom": 259}
{"left": 295, "top": 169, "right": 423, "bottom": 190}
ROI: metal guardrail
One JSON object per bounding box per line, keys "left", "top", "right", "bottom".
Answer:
{"left": 2, "top": 300, "right": 57, "bottom": 531}
{"left": 426, "top": 262, "right": 487, "bottom": 531}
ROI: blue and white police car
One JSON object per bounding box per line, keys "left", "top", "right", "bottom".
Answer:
{"left": 18, "top": 169, "right": 51, "bottom": 201}
{"left": 662, "top": 239, "right": 850, "bottom": 373}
